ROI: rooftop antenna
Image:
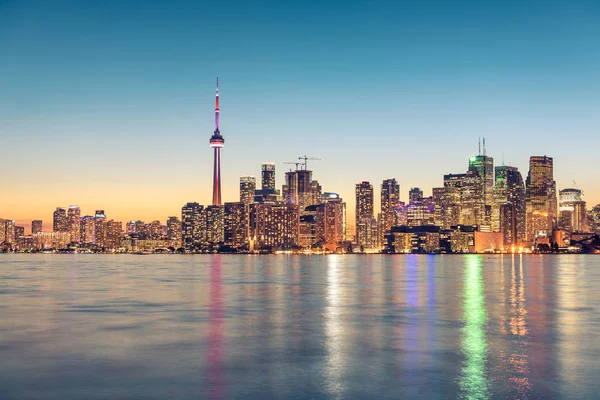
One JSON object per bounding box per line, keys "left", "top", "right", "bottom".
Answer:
{"left": 483, "top": 137, "right": 487, "bottom": 156}
{"left": 478, "top": 137, "right": 481, "bottom": 155}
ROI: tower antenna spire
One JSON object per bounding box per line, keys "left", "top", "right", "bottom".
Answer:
{"left": 210, "top": 77, "right": 225, "bottom": 206}
{"left": 483, "top": 137, "right": 486, "bottom": 156}
{"left": 478, "top": 137, "right": 481, "bottom": 155}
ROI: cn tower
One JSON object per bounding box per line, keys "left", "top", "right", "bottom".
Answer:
{"left": 209, "top": 77, "right": 224, "bottom": 206}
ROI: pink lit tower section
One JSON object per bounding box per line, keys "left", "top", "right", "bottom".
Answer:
{"left": 210, "top": 77, "right": 225, "bottom": 206}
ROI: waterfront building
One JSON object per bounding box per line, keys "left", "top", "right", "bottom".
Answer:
{"left": 206, "top": 205, "right": 224, "bottom": 244}
{"left": 320, "top": 192, "right": 346, "bottom": 247}
{"left": 558, "top": 188, "right": 587, "bottom": 233}
{"left": 526, "top": 156, "right": 557, "bottom": 241}
{"left": 67, "top": 205, "right": 81, "bottom": 243}
{"left": 148, "top": 220, "right": 163, "bottom": 240}
{"left": 94, "top": 210, "right": 107, "bottom": 249}
{"left": 299, "top": 205, "right": 318, "bottom": 247}
{"left": 249, "top": 203, "right": 298, "bottom": 249}
{"left": 105, "top": 220, "right": 123, "bottom": 250}
{"left": 493, "top": 166, "right": 526, "bottom": 246}
{"left": 240, "top": 176, "right": 256, "bottom": 205}
{"left": 53, "top": 207, "right": 68, "bottom": 233}
{"left": 468, "top": 153, "right": 494, "bottom": 229}
{"left": 355, "top": 181, "right": 375, "bottom": 248}
{"left": 181, "top": 202, "right": 205, "bottom": 248}
{"left": 224, "top": 202, "right": 247, "bottom": 248}
{"left": 380, "top": 178, "right": 400, "bottom": 245}
{"left": 31, "top": 220, "right": 42, "bottom": 235}
{"left": 166, "top": 217, "right": 182, "bottom": 248}
{"left": 407, "top": 196, "right": 435, "bottom": 227}
{"left": 80, "top": 216, "right": 95, "bottom": 244}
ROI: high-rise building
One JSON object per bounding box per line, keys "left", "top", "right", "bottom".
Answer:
{"left": 15, "top": 226, "right": 25, "bottom": 239}
{"left": 240, "top": 176, "right": 256, "bottom": 205}
{"left": 249, "top": 203, "right": 298, "bottom": 249}
{"left": 310, "top": 180, "right": 322, "bottom": 207}
{"left": 468, "top": 152, "right": 494, "bottom": 229}
{"left": 224, "top": 202, "right": 247, "bottom": 248}
{"left": 493, "top": 166, "right": 526, "bottom": 246}
{"left": 380, "top": 179, "right": 400, "bottom": 244}
{"left": 2, "top": 220, "right": 15, "bottom": 244}
{"left": 209, "top": 78, "right": 225, "bottom": 206}
{"left": 94, "top": 210, "right": 107, "bottom": 248}
{"left": 53, "top": 207, "right": 68, "bottom": 233}
{"left": 68, "top": 205, "right": 81, "bottom": 243}
{"left": 206, "top": 205, "right": 224, "bottom": 244}
{"left": 31, "top": 220, "right": 43, "bottom": 235}
{"left": 526, "top": 156, "right": 557, "bottom": 241}
{"left": 407, "top": 196, "right": 435, "bottom": 227}
{"left": 105, "top": 220, "right": 123, "bottom": 250}
{"left": 80, "top": 216, "right": 95, "bottom": 244}
{"left": 166, "top": 217, "right": 182, "bottom": 248}
{"left": 147, "top": 220, "right": 163, "bottom": 239}
{"left": 320, "top": 192, "right": 346, "bottom": 246}
{"left": 355, "top": 181, "right": 375, "bottom": 248}
{"left": 558, "top": 188, "right": 587, "bottom": 233}
{"left": 181, "top": 202, "right": 205, "bottom": 248}
{"left": 261, "top": 163, "right": 276, "bottom": 191}
{"left": 409, "top": 187, "right": 423, "bottom": 204}
{"left": 443, "top": 172, "right": 485, "bottom": 228}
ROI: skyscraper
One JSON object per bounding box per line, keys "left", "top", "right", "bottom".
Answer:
{"left": 355, "top": 181, "right": 375, "bottom": 248}
{"left": 526, "top": 156, "right": 557, "bottom": 241}
{"left": 468, "top": 150, "right": 494, "bottom": 229}
{"left": 558, "top": 188, "right": 587, "bottom": 233}
{"left": 94, "top": 210, "right": 107, "bottom": 248}
{"left": 68, "top": 205, "right": 81, "bottom": 243}
{"left": 261, "top": 163, "right": 276, "bottom": 191}
{"left": 206, "top": 205, "right": 225, "bottom": 244}
{"left": 240, "top": 176, "right": 256, "bottom": 205}
{"left": 53, "top": 208, "right": 68, "bottom": 233}
{"left": 181, "top": 202, "right": 205, "bottom": 248}
{"left": 409, "top": 188, "right": 423, "bottom": 204}
{"left": 493, "top": 166, "right": 526, "bottom": 246}
{"left": 380, "top": 179, "right": 400, "bottom": 243}
{"left": 80, "top": 216, "right": 95, "bottom": 244}
{"left": 209, "top": 78, "right": 225, "bottom": 206}
{"left": 166, "top": 217, "right": 182, "bottom": 248}
{"left": 224, "top": 202, "right": 247, "bottom": 248}
{"left": 31, "top": 220, "right": 42, "bottom": 235}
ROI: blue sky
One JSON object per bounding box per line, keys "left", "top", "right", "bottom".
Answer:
{"left": 1, "top": 0, "right": 599, "bottom": 226}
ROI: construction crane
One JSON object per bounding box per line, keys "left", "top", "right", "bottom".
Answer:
{"left": 298, "top": 155, "right": 321, "bottom": 170}
{"left": 283, "top": 161, "right": 302, "bottom": 171}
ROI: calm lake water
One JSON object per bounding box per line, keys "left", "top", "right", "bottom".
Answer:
{"left": 1, "top": 254, "right": 599, "bottom": 399}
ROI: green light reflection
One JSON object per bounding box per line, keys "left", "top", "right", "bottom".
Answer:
{"left": 460, "top": 255, "right": 489, "bottom": 400}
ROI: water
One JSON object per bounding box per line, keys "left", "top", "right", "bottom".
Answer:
{"left": 1, "top": 254, "right": 599, "bottom": 399}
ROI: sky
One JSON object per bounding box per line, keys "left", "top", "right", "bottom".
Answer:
{"left": 1, "top": 0, "right": 599, "bottom": 230}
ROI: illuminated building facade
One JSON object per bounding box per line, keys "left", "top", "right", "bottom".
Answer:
{"left": 526, "top": 156, "right": 557, "bottom": 241}
{"left": 240, "top": 176, "right": 256, "bottom": 205}
{"left": 32, "top": 220, "right": 42, "bottom": 235}
{"left": 224, "top": 202, "right": 247, "bottom": 248}
{"left": 380, "top": 178, "right": 400, "bottom": 244}
{"left": 468, "top": 154, "right": 494, "bottom": 229}
{"left": 261, "top": 163, "right": 276, "bottom": 191}
{"left": 68, "top": 205, "right": 81, "bottom": 243}
{"left": 166, "top": 217, "right": 182, "bottom": 248}
{"left": 181, "top": 202, "right": 205, "bottom": 248}
{"left": 321, "top": 192, "right": 346, "bottom": 246}
{"left": 148, "top": 220, "right": 163, "bottom": 239}
{"left": 80, "top": 216, "right": 95, "bottom": 244}
{"left": 105, "top": 220, "right": 123, "bottom": 250}
{"left": 558, "top": 188, "right": 587, "bottom": 233}
{"left": 94, "top": 210, "right": 107, "bottom": 248}
{"left": 407, "top": 196, "right": 435, "bottom": 227}
{"left": 53, "top": 207, "right": 68, "bottom": 233}
{"left": 355, "top": 181, "right": 375, "bottom": 248}
{"left": 493, "top": 166, "right": 526, "bottom": 246}
{"left": 205, "top": 205, "right": 224, "bottom": 244}
{"left": 249, "top": 203, "right": 298, "bottom": 249}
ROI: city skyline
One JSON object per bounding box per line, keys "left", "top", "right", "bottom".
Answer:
{"left": 2, "top": 0, "right": 600, "bottom": 228}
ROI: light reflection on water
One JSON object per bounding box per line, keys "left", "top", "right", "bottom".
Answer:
{"left": 1, "top": 254, "right": 600, "bottom": 399}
